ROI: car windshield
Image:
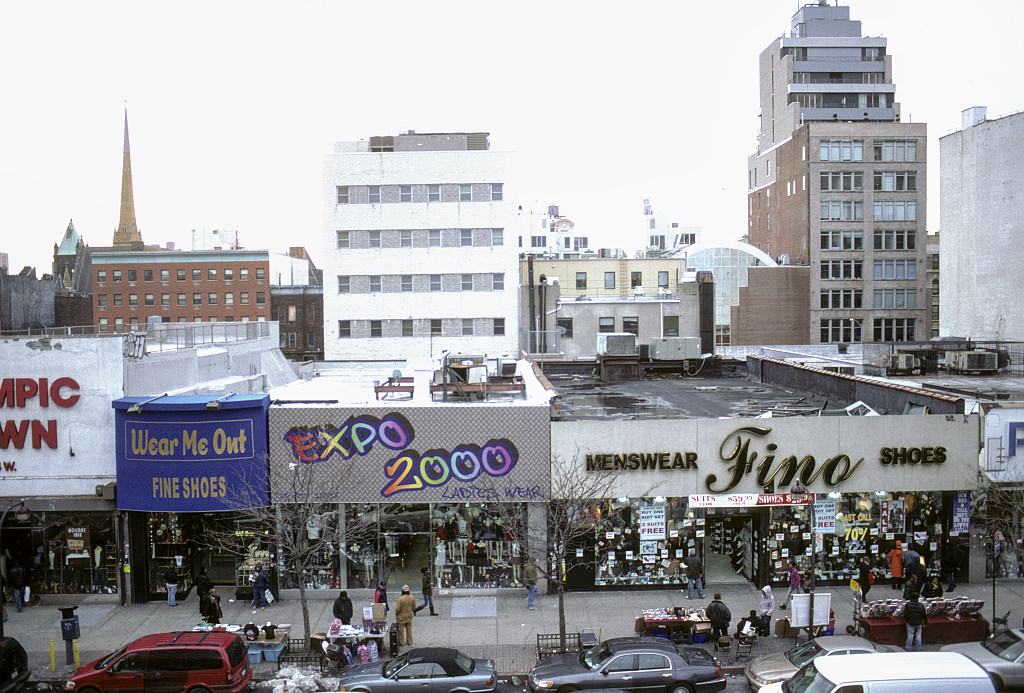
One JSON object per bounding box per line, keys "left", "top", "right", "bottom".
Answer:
{"left": 786, "top": 640, "right": 825, "bottom": 669}
{"left": 384, "top": 655, "right": 409, "bottom": 677}
{"left": 582, "top": 644, "right": 613, "bottom": 671}
{"left": 782, "top": 663, "right": 836, "bottom": 693}
{"left": 98, "top": 646, "right": 128, "bottom": 669}
{"left": 454, "top": 651, "right": 474, "bottom": 674}
{"left": 984, "top": 631, "right": 1024, "bottom": 662}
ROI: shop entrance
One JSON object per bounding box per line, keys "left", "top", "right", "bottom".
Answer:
{"left": 704, "top": 512, "right": 753, "bottom": 585}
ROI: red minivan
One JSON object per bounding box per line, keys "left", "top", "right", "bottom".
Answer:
{"left": 64, "top": 631, "right": 252, "bottom": 693}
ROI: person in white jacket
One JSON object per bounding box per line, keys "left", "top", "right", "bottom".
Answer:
{"left": 757, "top": 585, "right": 775, "bottom": 636}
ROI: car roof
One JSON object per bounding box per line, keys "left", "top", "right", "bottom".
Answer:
{"left": 407, "top": 648, "right": 463, "bottom": 666}
{"left": 810, "top": 635, "right": 887, "bottom": 652}
{"left": 604, "top": 637, "right": 678, "bottom": 653}
{"left": 812, "top": 652, "right": 990, "bottom": 681}
{"left": 127, "top": 631, "right": 239, "bottom": 649}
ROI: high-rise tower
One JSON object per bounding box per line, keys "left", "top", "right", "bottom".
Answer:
{"left": 112, "top": 109, "right": 143, "bottom": 248}
{"left": 746, "top": 3, "right": 927, "bottom": 345}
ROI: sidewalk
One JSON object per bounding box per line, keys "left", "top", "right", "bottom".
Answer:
{"left": 6, "top": 577, "right": 1024, "bottom": 687}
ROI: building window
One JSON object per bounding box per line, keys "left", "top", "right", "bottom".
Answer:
{"left": 160, "top": 269, "right": 170, "bottom": 282}
{"left": 113, "top": 294, "right": 122, "bottom": 307}
{"left": 368, "top": 186, "right": 381, "bottom": 203}
{"left": 574, "top": 237, "right": 589, "bottom": 251}
{"left": 820, "top": 229, "right": 864, "bottom": 250}
{"left": 128, "top": 270, "right": 137, "bottom": 282}
{"left": 462, "top": 319, "right": 474, "bottom": 336}
{"left": 556, "top": 317, "right": 573, "bottom": 338}
{"left": 192, "top": 269, "right": 201, "bottom": 281}
{"left": 129, "top": 293, "right": 138, "bottom": 307}
{"left": 429, "top": 229, "right": 441, "bottom": 247}
{"left": 307, "top": 305, "right": 315, "bottom": 321}
{"left": 225, "top": 292, "right": 234, "bottom": 307}
{"left": 223, "top": 268, "right": 233, "bottom": 282}
{"left": 873, "top": 201, "right": 917, "bottom": 221}
{"left": 576, "top": 272, "right": 587, "bottom": 290}
{"left": 338, "top": 320, "right": 351, "bottom": 338}
{"left": 281, "top": 332, "right": 297, "bottom": 348}
{"left": 338, "top": 276, "right": 350, "bottom": 293}
{"left": 492, "top": 273, "right": 504, "bottom": 291}
{"left": 531, "top": 235, "right": 546, "bottom": 248}
{"left": 97, "top": 294, "right": 107, "bottom": 308}
{"left": 461, "top": 274, "right": 473, "bottom": 291}
{"left": 370, "top": 320, "right": 382, "bottom": 337}
{"left": 208, "top": 292, "right": 218, "bottom": 305}
{"left": 873, "top": 288, "right": 917, "bottom": 309}
{"left": 604, "top": 272, "right": 615, "bottom": 290}
{"left": 598, "top": 317, "right": 616, "bottom": 333}
{"left": 337, "top": 231, "right": 350, "bottom": 249}
{"left": 630, "top": 272, "right": 642, "bottom": 288}
{"left": 819, "top": 139, "right": 864, "bottom": 162}
{"left": 491, "top": 228, "right": 503, "bottom": 246}
{"left": 130, "top": 317, "right": 139, "bottom": 330}
{"left": 400, "top": 230, "right": 412, "bottom": 248}
{"left": 401, "top": 275, "right": 413, "bottom": 292}
{"left": 623, "top": 316, "right": 639, "bottom": 335}
{"left": 306, "top": 331, "right": 316, "bottom": 346}
{"left": 369, "top": 276, "right": 382, "bottom": 293}
{"left": 278, "top": 306, "right": 288, "bottom": 322}
{"left": 401, "top": 320, "right": 414, "bottom": 337}
{"left": 820, "top": 200, "right": 864, "bottom": 221}
{"left": 255, "top": 268, "right": 265, "bottom": 281}
{"left": 873, "top": 171, "right": 917, "bottom": 192}
{"left": 820, "top": 289, "right": 863, "bottom": 309}
{"left": 256, "top": 292, "right": 265, "bottom": 306}
{"left": 460, "top": 229, "right": 473, "bottom": 247}
{"left": 192, "top": 293, "right": 201, "bottom": 306}
{"left": 493, "top": 318, "right": 505, "bottom": 336}
{"left": 114, "top": 318, "right": 123, "bottom": 332}
{"left": 430, "top": 319, "right": 442, "bottom": 335}
{"left": 176, "top": 269, "right": 186, "bottom": 281}
{"left": 144, "top": 293, "right": 155, "bottom": 307}
{"left": 873, "top": 317, "right": 915, "bottom": 342}
{"left": 820, "top": 260, "right": 864, "bottom": 279}
{"left": 240, "top": 268, "right": 249, "bottom": 281}
{"left": 873, "top": 259, "right": 917, "bottom": 280}
{"left": 658, "top": 271, "right": 669, "bottom": 288}
{"left": 161, "top": 293, "right": 170, "bottom": 307}
{"left": 177, "top": 293, "right": 186, "bottom": 306}
{"left": 932, "top": 278, "right": 940, "bottom": 296}
{"left": 820, "top": 318, "right": 862, "bottom": 343}
{"left": 97, "top": 270, "right": 107, "bottom": 284}
{"left": 240, "top": 292, "right": 249, "bottom": 305}
{"left": 427, "top": 184, "right": 440, "bottom": 202}
{"left": 490, "top": 183, "right": 503, "bottom": 201}
{"left": 873, "top": 229, "right": 916, "bottom": 250}
{"left": 98, "top": 318, "right": 108, "bottom": 333}
{"left": 112, "top": 270, "right": 122, "bottom": 282}
{"left": 400, "top": 185, "right": 412, "bottom": 202}
{"left": 459, "top": 184, "right": 472, "bottom": 202}
{"left": 337, "top": 186, "right": 349, "bottom": 204}
{"left": 144, "top": 270, "right": 153, "bottom": 282}
{"left": 430, "top": 274, "right": 441, "bottom": 291}
{"left": 369, "top": 231, "right": 382, "bottom": 248}
{"left": 820, "top": 171, "right": 864, "bottom": 192}
{"left": 207, "top": 269, "right": 217, "bottom": 281}
{"left": 873, "top": 140, "right": 917, "bottom": 162}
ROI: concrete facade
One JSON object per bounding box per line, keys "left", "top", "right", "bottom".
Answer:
{"left": 940, "top": 108, "right": 1024, "bottom": 341}
{"left": 323, "top": 132, "right": 520, "bottom": 361}
{"left": 0, "top": 268, "right": 55, "bottom": 333}
{"left": 519, "top": 256, "right": 687, "bottom": 300}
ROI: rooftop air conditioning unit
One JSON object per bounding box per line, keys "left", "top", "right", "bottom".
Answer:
{"left": 597, "top": 333, "right": 638, "bottom": 356}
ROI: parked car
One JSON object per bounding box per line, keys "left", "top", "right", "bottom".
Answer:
{"left": 942, "top": 628, "right": 1024, "bottom": 692}
{"left": 64, "top": 631, "right": 251, "bottom": 693}
{"left": 336, "top": 647, "right": 496, "bottom": 693}
{"left": 527, "top": 636, "right": 725, "bottom": 693}
{"left": 0, "top": 637, "right": 30, "bottom": 693}
{"left": 744, "top": 634, "right": 896, "bottom": 690}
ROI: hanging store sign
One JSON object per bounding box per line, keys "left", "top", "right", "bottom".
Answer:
{"left": 688, "top": 493, "right": 813, "bottom": 508}
{"left": 951, "top": 491, "right": 970, "bottom": 535}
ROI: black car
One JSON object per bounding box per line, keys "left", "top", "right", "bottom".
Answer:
{"left": 527, "top": 637, "right": 725, "bottom": 693}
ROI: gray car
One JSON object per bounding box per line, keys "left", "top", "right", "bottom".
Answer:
{"left": 942, "top": 628, "right": 1024, "bottom": 692}
{"left": 743, "top": 635, "right": 896, "bottom": 691}
{"left": 528, "top": 636, "right": 725, "bottom": 693}
{"left": 336, "top": 647, "right": 497, "bottom": 693}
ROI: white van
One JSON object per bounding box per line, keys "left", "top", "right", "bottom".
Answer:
{"left": 758, "top": 651, "right": 995, "bottom": 693}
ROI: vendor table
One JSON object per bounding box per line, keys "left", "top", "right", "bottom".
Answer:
{"left": 863, "top": 614, "right": 989, "bottom": 645}
{"left": 244, "top": 632, "right": 289, "bottom": 664}
{"left": 637, "top": 608, "right": 711, "bottom": 641}
{"left": 328, "top": 625, "right": 388, "bottom": 660}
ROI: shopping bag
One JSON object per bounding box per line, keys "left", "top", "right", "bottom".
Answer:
{"left": 265, "top": 590, "right": 275, "bottom": 604}
{"left": 23, "top": 586, "right": 30, "bottom": 602}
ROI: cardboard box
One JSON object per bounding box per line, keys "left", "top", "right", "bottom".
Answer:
{"left": 372, "top": 603, "right": 387, "bottom": 622}
{"left": 774, "top": 618, "right": 800, "bottom": 637}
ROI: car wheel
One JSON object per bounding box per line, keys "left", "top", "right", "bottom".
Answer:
{"left": 77, "top": 688, "right": 100, "bottom": 693}
{"left": 186, "top": 687, "right": 211, "bottom": 693}
{"left": 668, "top": 684, "right": 694, "bottom": 693}
{"left": 557, "top": 686, "right": 580, "bottom": 693}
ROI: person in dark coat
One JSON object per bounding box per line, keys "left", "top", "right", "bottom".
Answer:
{"left": 903, "top": 573, "right": 923, "bottom": 601}
{"left": 374, "top": 582, "right": 389, "bottom": 614}
{"left": 706, "top": 593, "right": 731, "bottom": 642}
{"left": 194, "top": 567, "right": 212, "bottom": 615}
{"left": 921, "top": 575, "right": 943, "bottom": 599}
{"left": 333, "top": 590, "right": 354, "bottom": 625}
{"left": 903, "top": 594, "right": 927, "bottom": 651}
{"left": 414, "top": 567, "right": 437, "bottom": 616}
{"left": 202, "top": 587, "right": 223, "bottom": 625}
{"left": 252, "top": 563, "right": 270, "bottom": 610}
{"left": 164, "top": 565, "right": 179, "bottom": 607}
{"left": 684, "top": 548, "right": 704, "bottom": 600}
{"left": 857, "top": 556, "right": 873, "bottom": 602}
{"left": 8, "top": 562, "right": 26, "bottom": 613}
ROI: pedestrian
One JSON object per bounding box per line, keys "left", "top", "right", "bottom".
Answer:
{"left": 706, "top": 593, "right": 731, "bottom": 642}
{"left": 903, "top": 544, "right": 925, "bottom": 583}
{"left": 413, "top": 567, "right": 437, "bottom": 616}
{"left": 801, "top": 567, "right": 816, "bottom": 594}
{"left": 780, "top": 560, "right": 801, "bottom": 609}
{"left": 164, "top": 564, "right": 179, "bottom": 607}
{"left": 903, "top": 593, "right": 927, "bottom": 651}
{"left": 395, "top": 585, "right": 417, "bottom": 647}
{"left": 903, "top": 573, "right": 922, "bottom": 601}
{"left": 524, "top": 559, "right": 538, "bottom": 609}
{"left": 735, "top": 609, "right": 759, "bottom": 640}
{"left": 202, "top": 587, "right": 222, "bottom": 625}
{"left": 374, "top": 581, "right": 389, "bottom": 615}
{"left": 684, "top": 548, "right": 704, "bottom": 600}
{"left": 921, "top": 574, "right": 943, "bottom": 599}
{"left": 333, "top": 590, "right": 354, "bottom": 625}
{"left": 942, "top": 548, "right": 958, "bottom": 593}
{"left": 194, "top": 567, "right": 212, "bottom": 615}
{"left": 757, "top": 585, "right": 775, "bottom": 636}
{"left": 8, "top": 562, "right": 26, "bottom": 613}
{"left": 251, "top": 562, "right": 270, "bottom": 611}
{"left": 858, "top": 556, "right": 873, "bottom": 602}
{"left": 889, "top": 541, "right": 904, "bottom": 590}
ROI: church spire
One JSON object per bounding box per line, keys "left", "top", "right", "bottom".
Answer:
{"left": 112, "top": 107, "right": 143, "bottom": 247}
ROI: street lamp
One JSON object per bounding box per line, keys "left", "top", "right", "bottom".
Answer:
{"left": 0, "top": 499, "right": 31, "bottom": 638}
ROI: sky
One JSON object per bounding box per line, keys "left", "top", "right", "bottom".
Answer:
{"left": 2, "top": 1, "right": 1023, "bottom": 274}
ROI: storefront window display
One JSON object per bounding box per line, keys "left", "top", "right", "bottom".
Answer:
{"left": 594, "top": 497, "right": 697, "bottom": 587}
{"left": 28, "top": 511, "right": 117, "bottom": 595}
{"left": 767, "top": 492, "right": 946, "bottom": 587}
{"left": 145, "top": 512, "right": 197, "bottom": 598}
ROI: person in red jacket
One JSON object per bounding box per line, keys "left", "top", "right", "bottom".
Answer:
{"left": 889, "top": 540, "right": 904, "bottom": 590}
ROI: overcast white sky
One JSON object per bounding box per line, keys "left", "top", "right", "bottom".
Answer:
{"left": 2, "top": 1, "right": 1023, "bottom": 273}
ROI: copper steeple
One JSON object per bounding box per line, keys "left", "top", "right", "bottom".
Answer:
{"left": 111, "top": 108, "right": 143, "bottom": 247}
